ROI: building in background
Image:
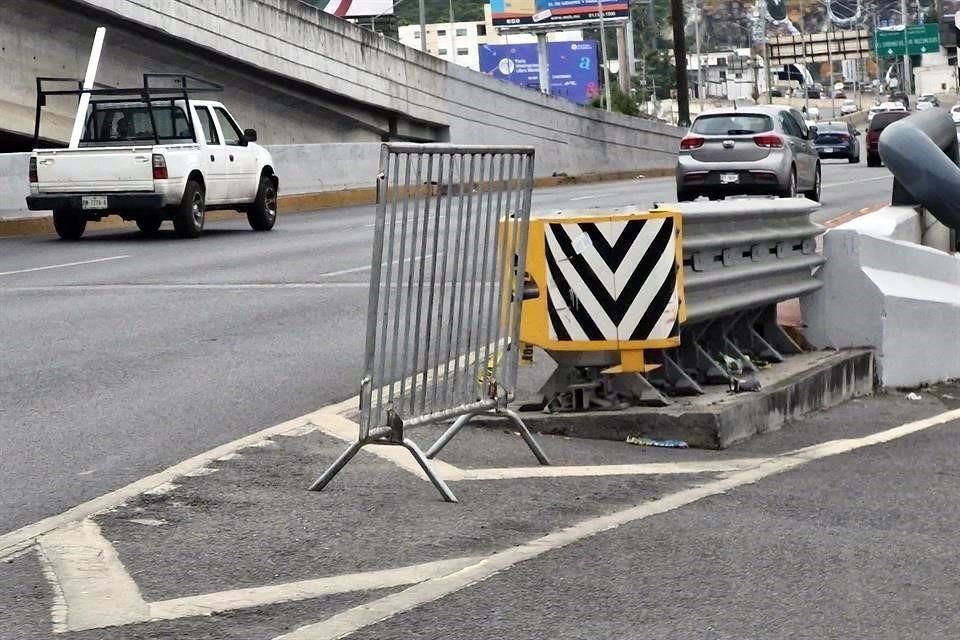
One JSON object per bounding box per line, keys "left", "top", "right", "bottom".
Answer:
{"left": 398, "top": 6, "right": 582, "bottom": 71}
{"left": 687, "top": 49, "right": 769, "bottom": 101}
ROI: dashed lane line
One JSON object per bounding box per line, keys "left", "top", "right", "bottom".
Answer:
{"left": 0, "top": 255, "right": 128, "bottom": 276}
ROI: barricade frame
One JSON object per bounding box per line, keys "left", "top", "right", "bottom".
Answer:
{"left": 310, "top": 143, "right": 549, "bottom": 502}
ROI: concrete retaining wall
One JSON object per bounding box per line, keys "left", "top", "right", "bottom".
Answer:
{"left": 803, "top": 205, "right": 960, "bottom": 388}
{"left": 5, "top": 0, "right": 682, "bottom": 175}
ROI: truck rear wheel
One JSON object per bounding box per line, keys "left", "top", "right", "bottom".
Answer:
{"left": 247, "top": 174, "right": 277, "bottom": 231}
{"left": 173, "top": 180, "right": 205, "bottom": 239}
{"left": 52, "top": 210, "right": 86, "bottom": 241}
{"left": 136, "top": 215, "right": 163, "bottom": 235}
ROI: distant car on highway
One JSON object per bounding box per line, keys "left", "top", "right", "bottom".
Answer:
{"left": 676, "top": 106, "right": 821, "bottom": 202}
{"left": 866, "top": 110, "right": 911, "bottom": 167}
{"left": 888, "top": 91, "right": 910, "bottom": 109}
{"left": 27, "top": 75, "right": 279, "bottom": 240}
{"left": 814, "top": 121, "right": 861, "bottom": 163}
{"left": 840, "top": 99, "right": 858, "bottom": 115}
{"left": 917, "top": 93, "right": 940, "bottom": 109}
{"left": 833, "top": 90, "right": 847, "bottom": 99}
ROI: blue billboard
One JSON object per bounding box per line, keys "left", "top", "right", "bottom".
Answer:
{"left": 479, "top": 41, "right": 600, "bottom": 105}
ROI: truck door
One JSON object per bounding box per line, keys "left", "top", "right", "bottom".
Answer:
{"left": 213, "top": 106, "right": 258, "bottom": 203}
{"left": 194, "top": 105, "right": 227, "bottom": 204}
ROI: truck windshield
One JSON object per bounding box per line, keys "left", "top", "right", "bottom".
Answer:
{"left": 81, "top": 104, "right": 193, "bottom": 144}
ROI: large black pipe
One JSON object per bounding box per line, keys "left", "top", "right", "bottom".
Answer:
{"left": 878, "top": 109, "right": 960, "bottom": 230}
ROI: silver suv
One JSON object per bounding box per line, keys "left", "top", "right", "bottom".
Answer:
{"left": 676, "top": 106, "right": 821, "bottom": 202}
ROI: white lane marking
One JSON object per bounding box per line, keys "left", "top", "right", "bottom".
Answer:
{"left": 455, "top": 459, "right": 763, "bottom": 480}
{"left": 0, "top": 255, "right": 128, "bottom": 277}
{"left": 0, "top": 408, "right": 351, "bottom": 559}
{"left": 147, "top": 556, "right": 479, "bottom": 625}
{"left": 318, "top": 252, "right": 443, "bottom": 278}
{"left": 38, "top": 520, "right": 149, "bottom": 633}
{"left": 822, "top": 175, "right": 890, "bottom": 188}
{"left": 37, "top": 516, "right": 479, "bottom": 632}
{"left": 4, "top": 283, "right": 372, "bottom": 293}
{"left": 274, "top": 408, "right": 960, "bottom": 640}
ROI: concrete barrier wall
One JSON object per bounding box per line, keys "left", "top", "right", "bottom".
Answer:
{"left": 803, "top": 205, "right": 960, "bottom": 388}
{"left": 60, "top": 0, "right": 682, "bottom": 172}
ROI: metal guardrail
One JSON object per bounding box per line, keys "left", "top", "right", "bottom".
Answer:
{"left": 879, "top": 109, "right": 960, "bottom": 231}
{"left": 514, "top": 198, "right": 825, "bottom": 410}
{"left": 310, "top": 143, "right": 548, "bottom": 502}
{"left": 651, "top": 198, "right": 824, "bottom": 394}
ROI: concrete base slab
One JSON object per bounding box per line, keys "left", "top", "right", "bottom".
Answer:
{"left": 508, "top": 349, "right": 875, "bottom": 449}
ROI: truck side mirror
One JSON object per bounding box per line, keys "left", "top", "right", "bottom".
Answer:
{"left": 243, "top": 128, "right": 257, "bottom": 143}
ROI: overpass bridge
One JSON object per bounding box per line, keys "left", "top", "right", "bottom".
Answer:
{"left": 1, "top": 0, "right": 681, "bottom": 181}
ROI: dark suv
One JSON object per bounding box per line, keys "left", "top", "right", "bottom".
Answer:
{"left": 866, "top": 111, "right": 911, "bottom": 167}
{"left": 814, "top": 121, "right": 861, "bottom": 163}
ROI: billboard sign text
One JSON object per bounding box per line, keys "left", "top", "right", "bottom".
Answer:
{"left": 479, "top": 41, "right": 599, "bottom": 104}
{"left": 490, "top": 0, "right": 628, "bottom": 31}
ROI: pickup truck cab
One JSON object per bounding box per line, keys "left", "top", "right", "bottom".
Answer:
{"left": 27, "top": 93, "right": 278, "bottom": 240}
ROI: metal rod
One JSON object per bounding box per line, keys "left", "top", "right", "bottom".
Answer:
{"left": 425, "top": 411, "right": 478, "bottom": 458}
{"left": 503, "top": 409, "right": 550, "bottom": 465}
{"left": 410, "top": 153, "right": 433, "bottom": 416}
{"left": 308, "top": 440, "right": 366, "bottom": 491}
{"left": 400, "top": 439, "right": 458, "bottom": 502}
{"left": 422, "top": 154, "right": 446, "bottom": 416}
{"left": 399, "top": 153, "right": 425, "bottom": 414}
{"left": 375, "top": 153, "right": 403, "bottom": 428}
{"left": 432, "top": 156, "right": 457, "bottom": 409}
{"left": 69, "top": 27, "right": 106, "bottom": 149}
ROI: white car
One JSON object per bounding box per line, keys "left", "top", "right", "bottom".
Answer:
{"left": 840, "top": 99, "right": 858, "bottom": 115}
{"left": 806, "top": 106, "right": 821, "bottom": 121}
{"left": 917, "top": 100, "right": 935, "bottom": 111}
{"left": 951, "top": 104, "right": 960, "bottom": 124}
{"left": 27, "top": 81, "right": 278, "bottom": 240}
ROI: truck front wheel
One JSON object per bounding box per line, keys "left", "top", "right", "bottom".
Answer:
{"left": 52, "top": 210, "right": 86, "bottom": 241}
{"left": 173, "top": 180, "right": 205, "bottom": 239}
{"left": 247, "top": 174, "right": 277, "bottom": 231}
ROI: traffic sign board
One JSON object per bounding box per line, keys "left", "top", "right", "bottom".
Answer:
{"left": 875, "top": 26, "right": 906, "bottom": 55}
{"left": 906, "top": 22, "right": 939, "bottom": 54}
{"left": 874, "top": 23, "right": 941, "bottom": 56}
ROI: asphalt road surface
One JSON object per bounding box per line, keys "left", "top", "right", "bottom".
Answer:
{"left": 0, "top": 161, "right": 891, "bottom": 534}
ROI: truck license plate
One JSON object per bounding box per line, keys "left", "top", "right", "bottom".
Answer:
{"left": 720, "top": 173, "right": 739, "bottom": 184}
{"left": 82, "top": 196, "right": 108, "bottom": 210}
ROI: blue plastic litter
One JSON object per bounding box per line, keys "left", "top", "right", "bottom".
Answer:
{"left": 626, "top": 436, "right": 689, "bottom": 448}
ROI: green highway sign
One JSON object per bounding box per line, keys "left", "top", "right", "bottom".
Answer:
{"left": 874, "top": 23, "right": 940, "bottom": 56}
{"left": 875, "top": 27, "right": 906, "bottom": 56}
{"left": 906, "top": 22, "right": 940, "bottom": 54}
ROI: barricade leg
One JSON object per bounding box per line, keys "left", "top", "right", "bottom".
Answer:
{"left": 310, "top": 437, "right": 458, "bottom": 502}
{"left": 426, "top": 409, "right": 550, "bottom": 466}
{"left": 308, "top": 440, "right": 365, "bottom": 492}
{"left": 502, "top": 408, "right": 550, "bottom": 465}
{"left": 425, "top": 411, "right": 478, "bottom": 459}
{"left": 398, "top": 438, "right": 459, "bottom": 502}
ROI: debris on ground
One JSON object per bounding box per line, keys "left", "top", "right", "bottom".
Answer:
{"left": 906, "top": 392, "right": 922, "bottom": 401}
{"left": 729, "top": 377, "right": 762, "bottom": 393}
{"left": 626, "top": 436, "right": 689, "bottom": 448}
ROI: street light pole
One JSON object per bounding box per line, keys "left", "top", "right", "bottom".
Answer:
{"left": 901, "top": 0, "right": 912, "bottom": 95}
{"left": 800, "top": 0, "right": 810, "bottom": 112}
{"left": 695, "top": 4, "right": 704, "bottom": 112}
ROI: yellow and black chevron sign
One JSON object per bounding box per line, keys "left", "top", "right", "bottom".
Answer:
{"left": 520, "top": 210, "right": 685, "bottom": 353}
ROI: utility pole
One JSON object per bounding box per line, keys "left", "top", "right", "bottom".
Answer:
{"left": 800, "top": 0, "right": 810, "bottom": 112}
{"left": 419, "top": 0, "right": 426, "bottom": 51}
{"left": 695, "top": 5, "right": 704, "bottom": 112}
{"left": 760, "top": 5, "right": 773, "bottom": 103}
{"left": 670, "top": 0, "right": 691, "bottom": 126}
{"left": 901, "top": 0, "right": 913, "bottom": 94}
{"left": 597, "top": 0, "right": 613, "bottom": 111}
{"left": 448, "top": 0, "right": 455, "bottom": 63}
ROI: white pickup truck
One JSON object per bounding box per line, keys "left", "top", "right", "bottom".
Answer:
{"left": 27, "top": 96, "right": 278, "bottom": 240}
